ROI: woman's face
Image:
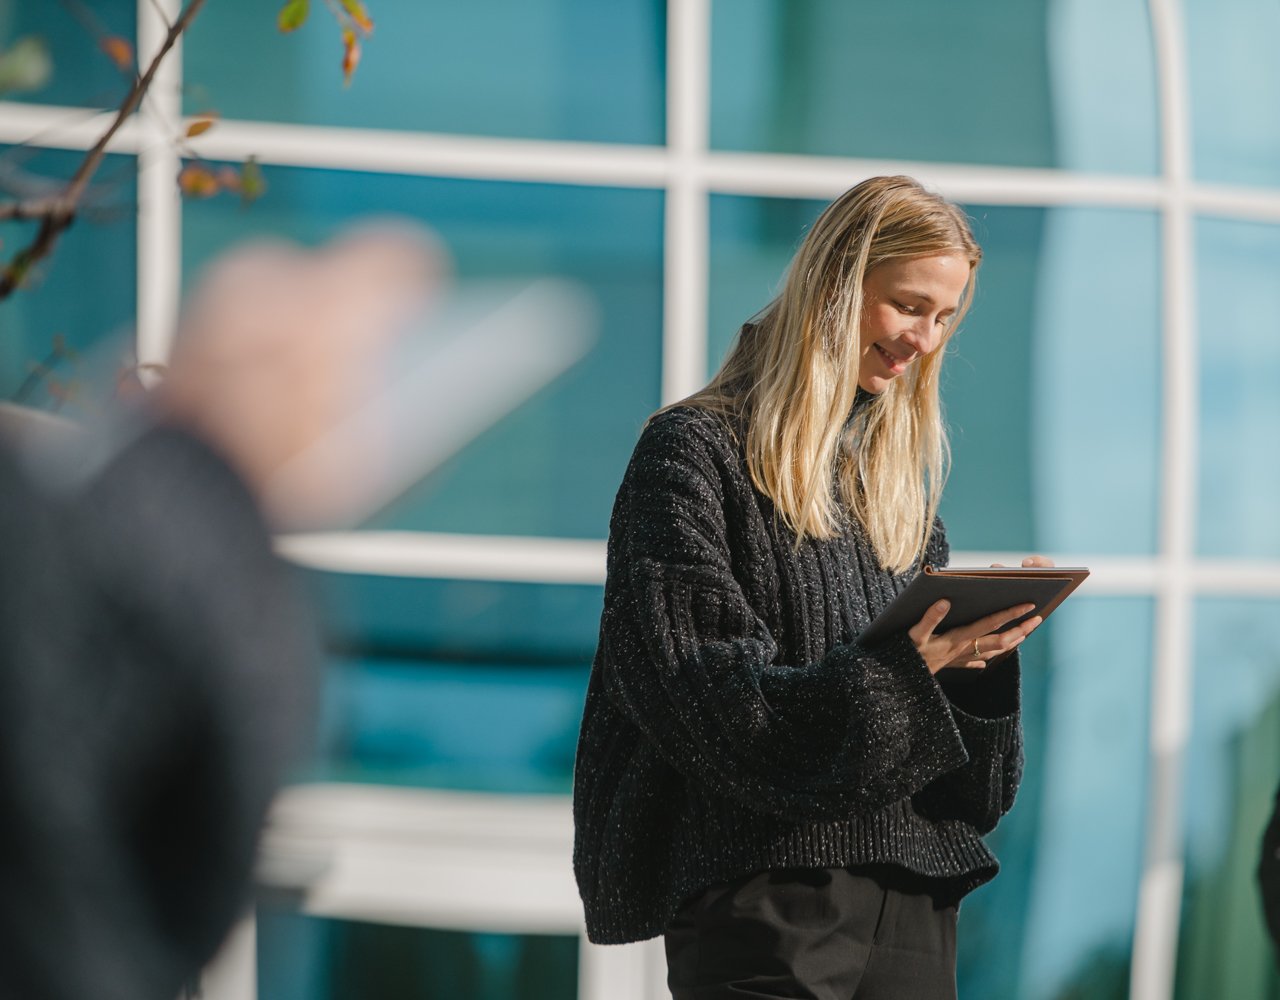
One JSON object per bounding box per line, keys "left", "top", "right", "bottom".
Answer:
{"left": 857, "top": 253, "right": 970, "bottom": 394}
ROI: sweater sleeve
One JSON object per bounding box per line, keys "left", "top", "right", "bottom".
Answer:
{"left": 597, "top": 410, "right": 970, "bottom": 822}
{"left": 911, "top": 518, "right": 1025, "bottom": 832}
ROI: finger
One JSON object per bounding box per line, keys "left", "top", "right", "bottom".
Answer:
{"left": 908, "top": 599, "right": 951, "bottom": 645}
{"left": 989, "top": 562, "right": 1006, "bottom": 568}
{"left": 1021, "top": 614, "right": 1044, "bottom": 634}
{"left": 1022, "top": 555, "right": 1056, "bottom": 568}
{"left": 957, "top": 603, "right": 1036, "bottom": 640}
{"left": 978, "top": 614, "right": 1044, "bottom": 662}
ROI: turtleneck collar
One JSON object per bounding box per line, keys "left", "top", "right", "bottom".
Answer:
{"left": 846, "top": 386, "right": 877, "bottom": 426}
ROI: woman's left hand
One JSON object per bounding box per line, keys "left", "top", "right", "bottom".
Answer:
{"left": 956, "top": 555, "right": 1057, "bottom": 666}
{"left": 985, "top": 553, "right": 1055, "bottom": 648}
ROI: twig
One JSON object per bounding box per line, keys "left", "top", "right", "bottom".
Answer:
{"left": 0, "top": 0, "right": 208, "bottom": 299}
{"left": 0, "top": 196, "right": 66, "bottom": 222}
{"left": 143, "top": 0, "right": 175, "bottom": 33}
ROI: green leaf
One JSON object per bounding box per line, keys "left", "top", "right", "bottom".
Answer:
{"left": 0, "top": 37, "right": 52, "bottom": 96}
{"left": 240, "top": 156, "right": 266, "bottom": 207}
{"left": 277, "top": 0, "right": 311, "bottom": 33}
{"left": 340, "top": 0, "right": 374, "bottom": 33}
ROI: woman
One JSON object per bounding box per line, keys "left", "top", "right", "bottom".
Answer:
{"left": 573, "top": 175, "right": 1050, "bottom": 998}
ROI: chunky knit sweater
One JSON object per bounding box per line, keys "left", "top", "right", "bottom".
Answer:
{"left": 572, "top": 404, "right": 1024, "bottom": 945}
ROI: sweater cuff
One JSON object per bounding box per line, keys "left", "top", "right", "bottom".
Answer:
{"left": 936, "top": 648, "right": 1021, "bottom": 720}
{"left": 949, "top": 702, "right": 1019, "bottom": 757}
{"left": 850, "top": 630, "right": 970, "bottom": 786}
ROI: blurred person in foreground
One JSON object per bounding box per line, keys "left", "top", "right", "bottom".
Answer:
{"left": 1258, "top": 787, "right": 1280, "bottom": 958}
{"left": 0, "top": 226, "right": 438, "bottom": 1000}
{"left": 573, "top": 176, "right": 1052, "bottom": 999}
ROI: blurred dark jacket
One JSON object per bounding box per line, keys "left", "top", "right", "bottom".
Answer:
{"left": 0, "top": 422, "right": 316, "bottom": 1000}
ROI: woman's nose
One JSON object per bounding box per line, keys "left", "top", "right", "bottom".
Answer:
{"left": 901, "top": 318, "right": 940, "bottom": 356}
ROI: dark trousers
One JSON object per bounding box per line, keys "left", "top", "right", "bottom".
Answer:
{"left": 664, "top": 867, "right": 958, "bottom": 1000}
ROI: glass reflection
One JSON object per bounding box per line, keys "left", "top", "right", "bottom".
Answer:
{"left": 954, "top": 598, "right": 1150, "bottom": 1000}
{"left": 1176, "top": 598, "right": 1280, "bottom": 998}
{"left": 302, "top": 574, "right": 601, "bottom": 792}
{"left": 184, "top": 0, "right": 665, "bottom": 144}
{"left": 1186, "top": 0, "right": 1280, "bottom": 185}
{"left": 710, "top": 0, "right": 1157, "bottom": 173}
{"left": 1196, "top": 218, "right": 1280, "bottom": 559}
{"left": 316, "top": 656, "right": 588, "bottom": 793}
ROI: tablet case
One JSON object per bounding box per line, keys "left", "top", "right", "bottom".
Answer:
{"left": 857, "top": 565, "right": 1090, "bottom": 647}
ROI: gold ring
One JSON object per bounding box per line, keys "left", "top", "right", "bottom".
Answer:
{"left": 974, "top": 637, "right": 982, "bottom": 658}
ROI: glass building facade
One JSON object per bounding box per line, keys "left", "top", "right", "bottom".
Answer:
{"left": 4, "top": 1, "right": 1280, "bottom": 998}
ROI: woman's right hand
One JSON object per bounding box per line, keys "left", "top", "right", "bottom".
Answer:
{"left": 908, "top": 601, "right": 1042, "bottom": 674}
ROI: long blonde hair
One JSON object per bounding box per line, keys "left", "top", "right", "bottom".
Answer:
{"left": 678, "top": 175, "right": 982, "bottom": 573}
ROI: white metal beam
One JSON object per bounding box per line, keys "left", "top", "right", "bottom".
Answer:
{"left": 1132, "top": 2, "right": 1196, "bottom": 998}
{"left": 135, "top": 0, "right": 184, "bottom": 370}
{"left": 7, "top": 99, "right": 1280, "bottom": 220}
{"left": 662, "top": 0, "right": 712, "bottom": 404}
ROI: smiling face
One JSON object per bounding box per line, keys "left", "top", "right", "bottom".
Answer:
{"left": 857, "top": 253, "right": 971, "bottom": 394}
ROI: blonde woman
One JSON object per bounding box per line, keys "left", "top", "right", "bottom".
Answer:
{"left": 573, "top": 175, "right": 1051, "bottom": 999}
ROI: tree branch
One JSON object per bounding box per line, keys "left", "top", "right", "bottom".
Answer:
{"left": 0, "top": 0, "right": 207, "bottom": 299}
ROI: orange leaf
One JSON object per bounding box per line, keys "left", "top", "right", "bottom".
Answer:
{"left": 185, "top": 113, "right": 219, "bottom": 138}
{"left": 278, "top": 0, "right": 310, "bottom": 32}
{"left": 340, "top": 0, "right": 374, "bottom": 34}
{"left": 178, "top": 163, "right": 221, "bottom": 199}
{"left": 100, "top": 36, "right": 134, "bottom": 73}
{"left": 341, "top": 29, "right": 361, "bottom": 87}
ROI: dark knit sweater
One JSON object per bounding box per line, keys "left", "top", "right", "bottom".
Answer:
{"left": 572, "top": 405, "right": 1024, "bottom": 945}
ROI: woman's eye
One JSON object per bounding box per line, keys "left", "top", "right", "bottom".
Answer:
{"left": 895, "top": 302, "right": 915, "bottom": 314}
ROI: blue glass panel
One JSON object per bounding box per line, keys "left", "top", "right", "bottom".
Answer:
{"left": 298, "top": 572, "right": 599, "bottom": 793}
{"left": 1175, "top": 599, "right": 1280, "bottom": 997}
{"left": 710, "top": 0, "right": 1158, "bottom": 173}
{"left": 708, "top": 195, "right": 1162, "bottom": 554}
{"left": 1044, "top": 0, "right": 1161, "bottom": 175}
{"left": 958, "top": 598, "right": 1151, "bottom": 1000}
{"left": 0, "top": 0, "right": 134, "bottom": 109}
{"left": 308, "top": 571, "right": 604, "bottom": 660}
{"left": 0, "top": 149, "right": 136, "bottom": 408}
{"left": 1186, "top": 0, "right": 1280, "bottom": 185}
{"left": 1195, "top": 218, "right": 1280, "bottom": 559}
{"left": 707, "top": 194, "right": 817, "bottom": 367}
{"left": 313, "top": 656, "right": 587, "bottom": 793}
{"left": 183, "top": 166, "right": 664, "bottom": 538}
{"left": 183, "top": 0, "right": 665, "bottom": 144}
{"left": 1017, "top": 206, "right": 1162, "bottom": 555}
{"left": 258, "top": 909, "right": 578, "bottom": 1000}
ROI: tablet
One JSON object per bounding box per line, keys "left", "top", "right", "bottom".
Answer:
{"left": 857, "top": 564, "right": 1090, "bottom": 647}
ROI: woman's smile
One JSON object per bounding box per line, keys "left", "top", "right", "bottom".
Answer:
{"left": 872, "top": 341, "right": 910, "bottom": 374}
